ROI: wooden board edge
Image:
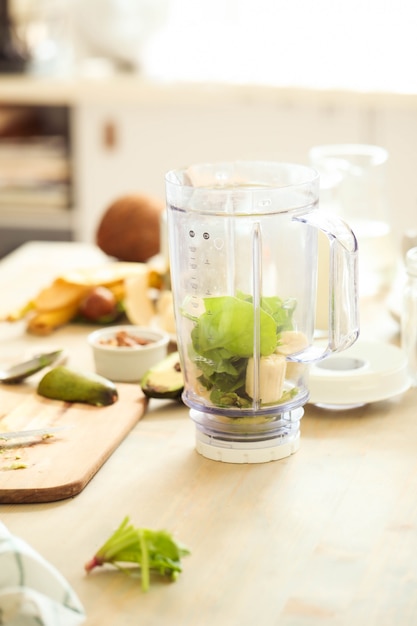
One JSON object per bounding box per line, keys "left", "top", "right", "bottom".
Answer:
{"left": 0, "top": 393, "right": 147, "bottom": 504}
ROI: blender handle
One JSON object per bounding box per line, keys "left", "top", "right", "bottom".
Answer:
{"left": 292, "top": 210, "right": 360, "bottom": 363}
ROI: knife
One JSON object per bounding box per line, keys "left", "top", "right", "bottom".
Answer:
{"left": 0, "top": 426, "right": 71, "bottom": 441}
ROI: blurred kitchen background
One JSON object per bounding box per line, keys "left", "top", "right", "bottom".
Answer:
{"left": 0, "top": 0, "right": 416, "bottom": 270}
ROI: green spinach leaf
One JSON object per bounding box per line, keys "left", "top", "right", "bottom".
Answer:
{"left": 187, "top": 293, "right": 296, "bottom": 409}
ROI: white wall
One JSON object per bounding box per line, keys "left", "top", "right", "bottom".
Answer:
{"left": 72, "top": 88, "right": 417, "bottom": 252}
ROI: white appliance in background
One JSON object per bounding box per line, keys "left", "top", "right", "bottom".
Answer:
{"left": 72, "top": 0, "right": 169, "bottom": 73}
{"left": 10, "top": 0, "right": 73, "bottom": 75}
{"left": 10, "top": 0, "right": 169, "bottom": 75}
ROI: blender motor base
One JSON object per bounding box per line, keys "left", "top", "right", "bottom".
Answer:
{"left": 195, "top": 430, "right": 300, "bottom": 464}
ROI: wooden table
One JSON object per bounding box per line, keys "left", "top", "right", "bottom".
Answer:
{"left": 1, "top": 242, "right": 416, "bottom": 626}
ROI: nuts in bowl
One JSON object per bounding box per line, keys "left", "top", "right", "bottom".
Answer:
{"left": 88, "top": 325, "right": 170, "bottom": 383}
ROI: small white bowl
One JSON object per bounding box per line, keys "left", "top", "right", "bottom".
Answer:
{"left": 88, "top": 325, "right": 170, "bottom": 383}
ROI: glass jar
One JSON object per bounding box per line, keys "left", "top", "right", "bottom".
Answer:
{"left": 309, "top": 143, "right": 396, "bottom": 301}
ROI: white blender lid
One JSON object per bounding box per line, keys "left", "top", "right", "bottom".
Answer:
{"left": 308, "top": 340, "right": 410, "bottom": 408}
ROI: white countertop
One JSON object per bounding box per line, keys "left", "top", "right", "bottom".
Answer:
{"left": 1, "top": 74, "right": 417, "bottom": 109}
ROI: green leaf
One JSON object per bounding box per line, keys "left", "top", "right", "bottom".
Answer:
{"left": 84, "top": 517, "right": 190, "bottom": 591}
{"left": 260, "top": 296, "right": 296, "bottom": 331}
{"left": 186, "top": 293, "right": 296, "bottom": 409}
{"left": 193, "top": 295, "right": 277, "bottom": 358}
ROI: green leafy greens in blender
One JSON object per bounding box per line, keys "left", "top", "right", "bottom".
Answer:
{"left": 187, "top": 293, "right": 296, "bottom": 408}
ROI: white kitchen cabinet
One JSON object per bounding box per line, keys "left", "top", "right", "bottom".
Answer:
{"left": 374, "top": 106, "right": 417, "bottom": 241}
{"left": 73, "top": 96, "right": 365, "bottom": 243}
{"left": 0, "top": 76, "right": 416, "bottom": 254}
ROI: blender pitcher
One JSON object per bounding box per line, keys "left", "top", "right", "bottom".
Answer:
{"left": 165, "top": 162, "right": 359, "bottom": 463}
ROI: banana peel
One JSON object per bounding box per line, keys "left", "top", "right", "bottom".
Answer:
{"left": 4, "top": 262, "right": 165, "bottom": 336}
{"left": 27, "top": 302, "right": 81, "bottom": 336}
{"left": 4, "top": 300, "right": 36, "bottom": 322}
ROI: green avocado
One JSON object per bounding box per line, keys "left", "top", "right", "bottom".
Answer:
{"left": 37, "top": 365, "right": 118, "bottom": 406}
{"left": 141, "top": 352, "right": 184, "bottom": 400}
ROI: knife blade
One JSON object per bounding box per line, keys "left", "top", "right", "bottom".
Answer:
{"left": 0, "top": 426, "right": 71, "bottom": 441}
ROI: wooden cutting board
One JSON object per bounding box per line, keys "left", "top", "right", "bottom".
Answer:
{"left": 0, "top": 382, "right": 147, "bottom": 504}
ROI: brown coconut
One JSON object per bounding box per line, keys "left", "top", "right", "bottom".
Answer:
{"left": 96, "top": 194, "right": 164, "bottom": 262}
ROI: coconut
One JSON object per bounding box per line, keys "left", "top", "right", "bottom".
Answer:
{"left": 96, "top": 193, "right": 164, "bottom": 263}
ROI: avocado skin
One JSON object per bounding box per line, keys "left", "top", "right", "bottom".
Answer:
{"left": 141, "top": 352, "right": 184, "bottom": 400}
{"left": 37, "top": 365, "right": 118, "bottom": 406}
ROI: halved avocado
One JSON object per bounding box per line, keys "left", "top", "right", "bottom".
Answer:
{"left": 140, "top": 351, "right": 184, "bottom": 400}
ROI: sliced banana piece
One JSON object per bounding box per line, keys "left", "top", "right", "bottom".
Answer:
{"left": 276, "top": 330, "right": 309, "bottom": 356}
{"left": 276, "top": 330, "right": 309, "bottom": 382}
{"left": 245, "top": 353, "right": 287, "bottom": 404}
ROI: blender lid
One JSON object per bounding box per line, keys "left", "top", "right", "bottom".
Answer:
{"left": 308, "top": 340, "right": 410, "bottom": 409}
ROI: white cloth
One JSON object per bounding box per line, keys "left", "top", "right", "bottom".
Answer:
{"left": 0, "top": 521, "right": 85, "bottom": 626}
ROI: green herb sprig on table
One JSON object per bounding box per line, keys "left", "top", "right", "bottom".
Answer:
{"left": 84, "top": 516, "right": 190, "bottom": 592}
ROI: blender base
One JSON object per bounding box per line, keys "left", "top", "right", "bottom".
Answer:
{"left": 190, "top": 407, "right": 303, "bottom": 464}
{"left": 195, "top": 429, "right": 300, "bottom": 464}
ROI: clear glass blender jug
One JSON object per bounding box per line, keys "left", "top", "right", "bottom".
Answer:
{"left": 165, "top": 162, "right": 359, "bottom": 463}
